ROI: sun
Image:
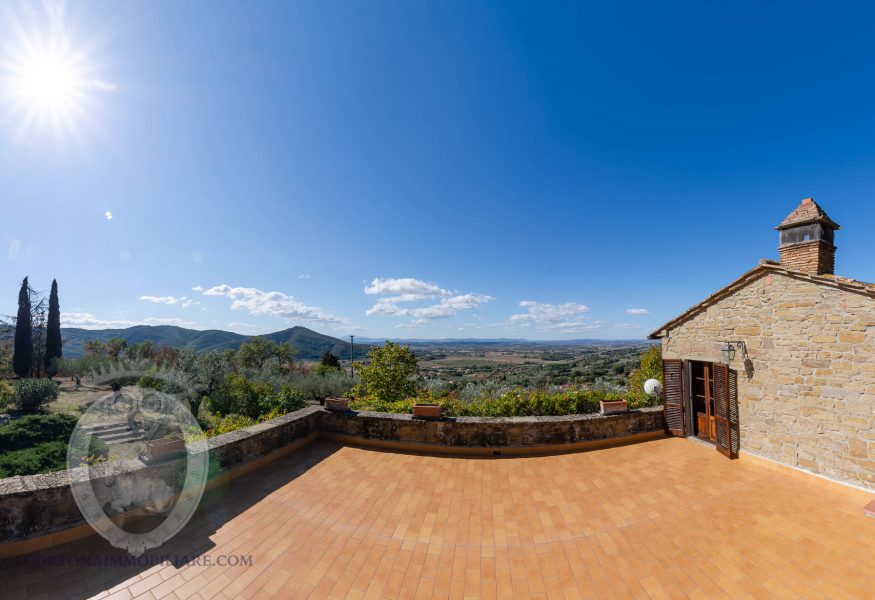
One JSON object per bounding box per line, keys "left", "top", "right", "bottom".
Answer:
{"left": 1, "top": 18, "right": 110, "bottom": 144}
{"left": 4, "top": 35, "right": 90, "bottom": 134}
{"left": 14, "top": 49, "right": 83, "bottom": 113}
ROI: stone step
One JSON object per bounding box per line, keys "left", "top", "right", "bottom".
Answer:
{"left": 104, "top": 434, "right": 143, "bottom": 445}
{"left": 97, "top": 430, "right": 138, "bottom": 442}
{"left": 81, "top": 422, "right": 130, "bottom": 433}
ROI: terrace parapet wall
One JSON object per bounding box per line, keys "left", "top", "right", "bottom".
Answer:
{"left": 0, "top": 405, "right": 665, "bottom": 552}
{"left": 321, "top": 407, "right": 665, "bottom": 452}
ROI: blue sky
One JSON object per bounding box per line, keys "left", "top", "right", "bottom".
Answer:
{"left": 1, "top": 1, "right": 874, "bottom": 340}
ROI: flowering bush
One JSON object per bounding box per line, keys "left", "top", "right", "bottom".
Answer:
{"left": 350, "top": 388, "right": 627, "bottom": 417}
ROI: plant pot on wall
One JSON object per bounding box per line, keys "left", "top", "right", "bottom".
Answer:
{"left": 325, "top": 397, "right": 351, "bottom": 413}
{"left": 412, "top": 403, "right": 441, "bottom": 420}
{"left": 145, "top": 435, "right": 186, "bottom": 461}
{"left": 599, "top": 399, "right": 629, "bottom": 415}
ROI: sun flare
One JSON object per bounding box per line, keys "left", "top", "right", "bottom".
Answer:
{"left": 1, "top": 18, "right": 111, "bottom": 144}
{"left": 14, "top": 50, "right": 83, "bottom": 112}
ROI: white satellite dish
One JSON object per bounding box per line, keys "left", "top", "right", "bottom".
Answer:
{"left": 644, "top": 378, "right": 662, "bottom": 397}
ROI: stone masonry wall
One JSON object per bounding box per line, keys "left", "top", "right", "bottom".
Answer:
{"left": 662, "top": 271, "right": 875, "bottom": 489}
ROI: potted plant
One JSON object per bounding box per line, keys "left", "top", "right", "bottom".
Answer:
{"left": 412, "top": 403, "right": 441, "bottom": 419}
{"left": 324, "top": 397, "right": 351, "bottom": 412}
{"left": 145, "top": 433, "right": 186, "bottom": 461}
{"left": 599, "top": 399, "right": 629, "bottom": 415}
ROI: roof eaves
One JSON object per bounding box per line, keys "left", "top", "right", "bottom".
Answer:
{"left": 648, "top": 260, "right": 874, "bottom": 340}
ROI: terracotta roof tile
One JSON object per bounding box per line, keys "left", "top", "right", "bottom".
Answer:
{"left": 776, "top": 197, "right": 840, "bottom": 230}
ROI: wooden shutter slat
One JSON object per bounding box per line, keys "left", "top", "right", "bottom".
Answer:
{"left": 713, "top": 363, "right": 738, "bottom": 459}
{"left": 728, "top": 369, "right": 740, "bottom": 457}
{"left": 662, "top": 359, "right": 685, "bottom": 437}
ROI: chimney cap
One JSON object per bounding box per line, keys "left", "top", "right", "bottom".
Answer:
{"left": 775, "top": 197, "right": 841, "bottom": 231}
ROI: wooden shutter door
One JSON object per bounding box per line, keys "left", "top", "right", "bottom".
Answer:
{"left": 713, "top": 363, "right": 739, "bottom": 459}
{"left": 662, "top": 359, "right": 685, "bottom": 437}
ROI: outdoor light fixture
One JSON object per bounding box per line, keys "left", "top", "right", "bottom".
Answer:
{"left": 722, "top": 340, "right": 747, "bottom": 363}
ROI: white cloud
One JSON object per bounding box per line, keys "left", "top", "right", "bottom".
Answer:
{"left": 510, "top": 301, "right": 590, "bottom": 322}
{"left": 298, "top": 273, "right": 311, "bottom": 280}
{"left": 365, "top": 277, "right": 452, "bottom": 298}
{"left": 140, "top": 295, "right": 179, "bottom": 305}
{"left": 92, "top": 79, "right": 116, "bottom": 92}
{"left": 181, "top": 298, "right": 200, "bottom": 309}
{"left": 626, "top": 308, "right": 649, "bottom": 315}
{"left": 509, "top": 301, "right": 599, "bottom": 335}
{"left": 62, "top": 313, "right": 198, "bottom": 330}
{"left": 62, "top": 312, "right": 140, "bottom": 329}
{"left": 142, "top": 317, "right": 196, "bottom": 327}
{"left": 613, "top": 323, "right": 647, "bottom": 331}
{"left": 364, "top": 277, "right": 492, "bottom": 321}
{"left": 6, "top": 239, "right": 20, "bottom": 261}
{"left": 191, "top": 285, "right": 204, "bottom": 292}
{"left": 227, "top": 321, "right": 266, "bottom": 332}
{"left": 199, "top": 284, "right": 346, "bottom": 326}
{"left": 104, "top": 211, "right": 113, "bottom": 220}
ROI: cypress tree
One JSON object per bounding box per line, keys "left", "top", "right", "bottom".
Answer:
{"left": 13, "top": 276, "right": 33, "bottom": 378}
{"left": 45, "top": 279, "right": 62, "bottom": 376}
{"left": 321, "top": 351, "right": 341, "bottom": 368}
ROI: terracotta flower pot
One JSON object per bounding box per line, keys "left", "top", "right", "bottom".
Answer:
{"left": 325, "top": 397, "right": 351, "bottom": 412}
{"left": 145, "top": 435, "right": 186, "bottom": 461}
{"left": 599, "top": 399, "right": 629, "bottom": 415}
{"left": 412, "top": 403, "right": 441, "bottom": 419}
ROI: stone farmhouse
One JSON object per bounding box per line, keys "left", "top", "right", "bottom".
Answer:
{"left": 650, "top": 198, "right": 874, "bottom": 489}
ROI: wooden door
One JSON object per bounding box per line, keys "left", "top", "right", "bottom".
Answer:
{"left": 693, "top": 363, "right": 717, "bottom": 442}
{"left": 713, "top": 363, "right": 739, "bottom": 459}
{"left": 662, "top": 359, "right": 685, "bottom": 437}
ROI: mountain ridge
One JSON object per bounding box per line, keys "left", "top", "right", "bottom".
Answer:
{"left": 57, "top": 324, "right": 370, "bottom": 361}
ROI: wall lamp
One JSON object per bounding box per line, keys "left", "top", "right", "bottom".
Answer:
{"left": 721, "top": 340, "right": 748, "bottom": 363}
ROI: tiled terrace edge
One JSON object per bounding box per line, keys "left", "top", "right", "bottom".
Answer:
{"left": 0, "top": 405, "right": 666, "bottom": 557}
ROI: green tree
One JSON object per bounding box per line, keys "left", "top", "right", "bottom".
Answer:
{"left": 13, "top": 277, "right": 33, "bottom": 378}
{"left": 106, "top": 337, "right": 128, "bottom": 360}
{"left": 44, "top": 279, "right": 62, "bottom": 377}
{"left": 83, "top": 339, "right": 106, "bottom": 357}
{"left": 191, "top": 351, "right": 230, "bottom": 418}
{"left": 626, "top": 346, "right": 663, "bottom": 407}
{"left": 320, "top": 351, "right": 341, "bottom": 369}
{"left": 354, "top": 341, "right": 418, "bottom": 403}
{"left": 236, "top": 337, "right": 293, "bottom": 371}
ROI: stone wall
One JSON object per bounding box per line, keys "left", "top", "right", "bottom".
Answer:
{"left": 321, "top": 407, "right": 665, "bottom": 452}
{"left": 661, "top": 271, "right": 875, "bottom": 489}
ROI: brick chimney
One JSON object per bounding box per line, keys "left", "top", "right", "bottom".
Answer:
{"left": 775, "top": 198, "right": 840, "bottom": 275}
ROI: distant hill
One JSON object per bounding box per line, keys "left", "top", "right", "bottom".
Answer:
{"left": 57, "top": 325, "right": 371, "bottom": 361}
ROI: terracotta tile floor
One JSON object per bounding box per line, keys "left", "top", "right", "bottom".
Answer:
{"left": 3, "top": 437, "right": 874, "bottom": 599}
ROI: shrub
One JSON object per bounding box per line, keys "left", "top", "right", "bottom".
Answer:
{"left": 286, "top": 370, "right": 356, "bottom": 401}
{"left": 0, "top": 440, "right": 68, "bottom": 478}
{"left": 0, "top": 413, "right": 78, "bottom": 451}
{"left": 625, "top": 346, "right": 663, "bottom": 407}
{"left": 0, "top": 379, "right": 13, "bottom": 411}
{"left": 208, "top": 374, "right": 275, "bottom": 419}
{"left": 206, "top": 413, "right": 255, "bottom": 437}
{"left": 138, "top": 373, "right": 188, "bottom": 398}
{"left": 269, "top": 385, "right": 307, "bottom": 414}
{"left": 11, "top": 379, "right": 60, "bottom": 414}
{"left": 350, "top": 388, "right": 620, "bottom": 418}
